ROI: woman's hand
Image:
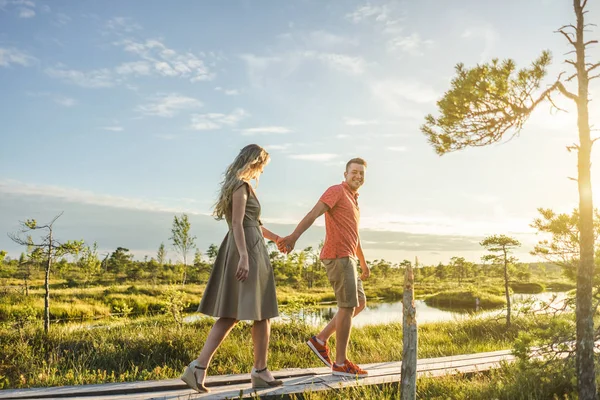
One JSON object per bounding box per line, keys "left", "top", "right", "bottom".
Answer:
{"left": 236, "top": 254, "right": 250, "bottom": 281}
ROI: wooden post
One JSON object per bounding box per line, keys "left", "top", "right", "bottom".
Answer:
{"left": 401, "top": 258, "right": 417, "bottom": 400}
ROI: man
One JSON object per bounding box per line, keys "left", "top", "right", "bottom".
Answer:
{"left": 277, "top": 158, "right": 370, "bottom": 377}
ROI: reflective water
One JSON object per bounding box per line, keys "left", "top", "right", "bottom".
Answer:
{"left": 184, "top": 292, "right": 570, "bottom": 327}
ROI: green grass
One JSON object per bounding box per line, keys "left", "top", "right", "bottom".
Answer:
{"left": 510, "top": 282, "right": 545, "bottom": 294}
{"left": 0, "top": 313, "right": 571, "bottom": 390}
{"left": 290, "top": 364, "right": 579, "bottom": 399}
{"left": 424, "top": 288, "right": 506, "bottom": 310}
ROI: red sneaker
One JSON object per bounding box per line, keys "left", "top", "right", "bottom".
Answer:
{"left": 306, "top": 335, "right": 332, "bottom": 368}
{"left": 332, "top": 359, "right": 368, "bottom": 378}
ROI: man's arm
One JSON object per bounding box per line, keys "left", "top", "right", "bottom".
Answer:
{"left": 357, "top": 236, "right": 370, "bottom": 280}
{"left": 277, "top": 201, "right": 329, "bottom": 252}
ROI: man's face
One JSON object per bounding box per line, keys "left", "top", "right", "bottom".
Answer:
{"left": 344, "top": 163, "right": 365, "bottom": 191}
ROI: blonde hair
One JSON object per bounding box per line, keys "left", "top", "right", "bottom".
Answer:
{"left": 213, "top": 144, "right": 270, "bottom": 221}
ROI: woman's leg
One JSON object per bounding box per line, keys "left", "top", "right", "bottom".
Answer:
{"left": 251, "top": 319, "right": 275, "bottom": 381}
{"left": 194, "top": 317, "right": 238, "bottom": 383}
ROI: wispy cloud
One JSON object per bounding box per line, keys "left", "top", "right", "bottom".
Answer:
{"left": 45, "top": 66, "right": 115, "bottom": 88}
{"left": 18, "top": 7, "right": 34, "bottom": 17}
{"left": 0, "top": 47, "right": 37, "bottom": 67}
{"left": 0, "top": 179, "right": 210, "bottom": 215}
{"left": 115, "top": 61, "right": 152, "bottom": 76}
{"left": 53, "top": 95, "right": 77, "bottom": 107}
{"left": 105, "top": 16, "right": 142, "bottom": 33}
{"left": 53, "top": 12, "right": 71, "bottom": 26}
{"left": 279, "top": 30, "right": 358, "bottom": 50}
{"left": 26, "top": 91, "right": 77, "bottom": 107}
{"left": 190, "top": 108, "right": 249, "bottom": 131}
{"left": 345, "top": 4, "right": 390, "bottom": 23}
{"left": 344, "top": 117, "right": 381, "bottom": 126}
{"left": 215, "top": 87, "right": 240, "bottom": 96}
{"left": 370, "top": 79, "right": 439, "bottom": 115}
{"left": 387, "top": 33, "right": 433, "bottom": 56}
{"left": 101, "top": 126, "right": 124, "bottom": 132}
{"left": 264, "top": 143, "right": 293, "bottom": 151}
{"left": 240, "top": 126, "right": 292, "bottom": 136}
{"left": 461, "top": 24, "right": 498, "bottom": 62}
{"left": 136, "top": 93, "right": 203, "bottom": 118}
{"left": 116, "top": 38, "right": 214, "bottom": 82}
{"left": 314, "top": 52, "right": 366, "bottom": 75}
{"left": 289, "top": 153, "right": 337, "bottom": 162}
{"left": 387, "top": 146, "right": 407, "bottom": 152}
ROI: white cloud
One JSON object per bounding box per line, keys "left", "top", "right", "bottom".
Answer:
{"left": 12, "top": 0, "right": 35, "bottom": 7}
{"left": 18, "top": 7, "right": 34, "bottom": 17}
{"left": 136, "top": 93, "right": 203, "bottom": 118}
{"left": 370, "top": 79, "right": 439, "bottom": 114}
{"left": 264, "top": 143, "right": 292, "bottom": 151}
{"left": 116, "top": 38, "right": 214, "bottom": 82}
{"left": 115, "top": 61, "right": 152, "bottom": 76}
{"left": 53, "top": 95, "right": 77, "bottom": 107}
{"left": 387, "top": 146, "right": 407, "bottom": 152}
{"left": 387, "top": 33, "right": 434, "bottom": 56}
{"left": 190, "top": 108, "right": 249, "bottom": 131}
{"left": 309, "top": 30, "right": 358, "bottom": 47}
{"left": 344, "top": 117, "right": 381, "bottom": 126}
{"left": 240, "top": 126, "right": 292, "bottom": 136}
{"left": 155, "top": 134, "right": 178, "bottom": 140}
{"left": 336, "top": 134, "right": 351, "bottom": 139}
{"left": 45, "top": 66, "right": 115, "bottom": 88}
{"left": 461, "top": 24, "right": 498, "bottom": 62}
{"left": 215, "top": 87, "right": 240, "bottom": 96}
{"left": 53, "top": 12, "right": 70, "bottom": 25}
{"left": 0, "top": 47, "right": 36, "bottom": 67}
{"left": 289, "top": 153, "right": 337, "bottom": 162}
{"left": 106, "top": 17, "right": 142, "bottom": 33}
{"left": 280, "top": 30, "right": 358, "bottom": 49}
{"left": 101, "top": 126, "right": 124, "bottom": 132}
{"left": 346, "top": 4, "right": 390, "bottom": 23}
{"left": 316, "top": 52, "right": 366, "bottom": 75}
{"left": 0, "top": 179, "right": 210, "bottom": 216}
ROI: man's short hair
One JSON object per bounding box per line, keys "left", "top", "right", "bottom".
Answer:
{"left": 346, "top": 157, "right": 367, "bottom": 171}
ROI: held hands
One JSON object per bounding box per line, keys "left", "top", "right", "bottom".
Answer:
{"left": 236, "top": 254, "right": 250, "bottom": 281}
{"left": 276, "top": 235, "right": 297, "bottom": 254}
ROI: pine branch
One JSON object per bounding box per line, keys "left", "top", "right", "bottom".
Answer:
{"left": 556, "top": 81, "right": 579, "bottom": 101}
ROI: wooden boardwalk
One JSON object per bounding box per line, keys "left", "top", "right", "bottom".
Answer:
{"left": 0, "top": 349, "right": 518, "bottom": 400}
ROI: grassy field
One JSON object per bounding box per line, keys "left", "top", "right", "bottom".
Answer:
{"left": 0, "top": 312, "right": 574, "bottom": 390}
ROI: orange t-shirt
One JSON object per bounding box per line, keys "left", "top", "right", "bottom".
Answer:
{"left": 319, "top": 181, "right": 360, "bottom": 260}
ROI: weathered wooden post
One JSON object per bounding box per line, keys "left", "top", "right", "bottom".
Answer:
{"left": 401, "top": 257, "right": 417, "bottom": 400}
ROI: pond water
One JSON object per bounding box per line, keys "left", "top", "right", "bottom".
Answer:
{"left": 184, "top": 292, "right": 570, "bottom": 327}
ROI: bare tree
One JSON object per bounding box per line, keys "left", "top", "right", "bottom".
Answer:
{"left": 8, "top": 213, "right": 83, "bottom": 333}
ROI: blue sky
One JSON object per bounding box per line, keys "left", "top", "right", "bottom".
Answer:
{"left": 1, "top": 0, "right": 599, "bottom": 265}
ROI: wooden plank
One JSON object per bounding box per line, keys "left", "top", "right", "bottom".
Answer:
{"left": 0, "top": 349, "right": 524, "bottom": 400}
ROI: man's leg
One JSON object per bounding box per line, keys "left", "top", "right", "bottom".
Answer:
{"left": 333, "top": 306, "right": 354, "bottom": 365}
{"left": 316, "top": 278, "right": 366, "bottom": 344}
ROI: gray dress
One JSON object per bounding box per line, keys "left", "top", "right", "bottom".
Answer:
{"left": 198, "top": 181, "right": 279, "bottom": 321}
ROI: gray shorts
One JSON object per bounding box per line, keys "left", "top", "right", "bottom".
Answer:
{"left": 322, "top": 257, "right": 366, "bottom": 308}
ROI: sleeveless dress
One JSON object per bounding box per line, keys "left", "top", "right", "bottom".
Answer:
{"left": 197, "top": 181, "right": 279, "bottom": 321}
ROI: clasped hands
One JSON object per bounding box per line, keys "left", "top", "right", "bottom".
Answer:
{"left": 276, "top": 234, "right": 296, "bottom": 254}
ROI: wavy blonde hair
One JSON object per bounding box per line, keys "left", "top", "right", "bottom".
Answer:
{"left": 213, "top": 144, "right": 270, "bottom": 221}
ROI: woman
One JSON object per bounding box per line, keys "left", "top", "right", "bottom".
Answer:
{"left": 181, "top": 144, "right": 283, "bottom": 393}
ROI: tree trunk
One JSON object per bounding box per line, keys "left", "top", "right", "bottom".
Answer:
{"left": 44, "top": 240, "right": 51, "bottom": 334}
{"left": 503, "top": 249, "right": 511, "bottom": 328}
{"left": 573, "top": 1, "right": 596, "bottom": 398}
{"left": 182, "top": 253, "right": 187, "bottom": 287}
{"left": 401, "top": 262, "right": 417, "bottom": 400}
